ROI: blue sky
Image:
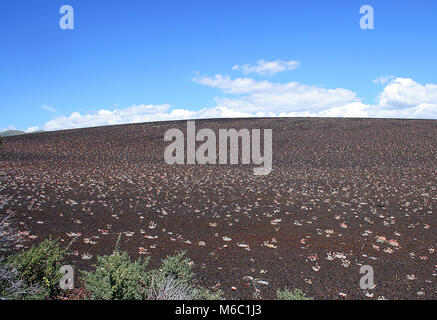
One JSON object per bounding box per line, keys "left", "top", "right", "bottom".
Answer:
{"left": 1, "top": 0, "right": 436, "bottom": 132}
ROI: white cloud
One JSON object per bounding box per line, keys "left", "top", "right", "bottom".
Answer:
{"left": 232, "top": 59, "right": 300, "bottom": 76}
{"left": 42, "top": 104, "right": 255, "bottom": 131}
{"left": 373, "top": 75, "right": 395, "bottom": 85}
{"left": 194, "top": 74, "right": 437, "bottom": 119}
{"left": 25, "top": 126, "right": 40, "bottom": 133}
{"left": 193, "top": 74, "right": 359, "bottom": 114}
{"left": 378, "top": 78, "right": 437, "bottom": 110}
{"left": 44, "top": 104, "right": 170, "bottom": 130}
{"left": 30, "top": 69, "right": 437, "bottom": 131}
{"left": 41, "top": 105, "right": 56, "bottom": 112}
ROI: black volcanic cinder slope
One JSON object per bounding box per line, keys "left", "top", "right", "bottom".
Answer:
{"left": 0, "top": 118, "right": 436, "bottom": 299}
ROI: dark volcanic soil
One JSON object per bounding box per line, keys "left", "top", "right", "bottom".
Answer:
{"left": 0, "top": 118, "right": 436, "bottom": 299}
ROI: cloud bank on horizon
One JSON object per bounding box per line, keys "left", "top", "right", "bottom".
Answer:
{"left": 21, "top": 59, "right": 437, "bottom": 132}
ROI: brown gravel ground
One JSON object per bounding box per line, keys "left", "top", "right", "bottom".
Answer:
{"left": 0, "top": 117, "right": 436, "bottom": 299}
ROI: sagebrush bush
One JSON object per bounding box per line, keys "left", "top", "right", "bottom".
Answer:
{"left": 0, "top": 264, "right": 40, "bottom": 300}
{"left": 10, "top": 237, "right": 70, "bottom": 298}
{"left": 0, "top": 212, "right": 40, "bottom": 300}
{"left": 276, "top": 288, "right": 313, "bottom": 300}
{"left": 147, "top": 275, "right": 197, "bottom": 300}
{"left": 0, "top": 213, "right": 19, "bottom": 258}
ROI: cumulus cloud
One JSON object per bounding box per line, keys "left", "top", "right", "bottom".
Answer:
{"left": 44, "top": 104, "right": 171, "bottom": 130}
{"left": 42, "top": 104, "right": 254, "bottom": 131}
{"left": 194, "top": 74, "right": 437, "bottom": 119}
{"left": 32, "top": 69, "right": 437, "bottom": 131}
{"left": 193, "top": 74, "right": 359, "bottom": 114}
{"left": 378, "top": 78, "right": 437, "bottom": 111}
{"left": 232, "top": 59, "right": 300, "bottom": 76}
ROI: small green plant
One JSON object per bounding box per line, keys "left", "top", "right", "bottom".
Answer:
{"left": 195, "top": 287, "right": 225, "bottom": 300}
{"left": 81, "top": 235, "right": 150, "bottom": 300}
{"left": 149, "top": 251, "right": 223, "bottom": 300}
{"left": 156, "top": 251, "right": 194, "bottom": 284}
{"left": 276, "top": 288, "right": 313, "bottom": 300}
{"left": 10, "top": 237, "right": 71, "bottom": 298}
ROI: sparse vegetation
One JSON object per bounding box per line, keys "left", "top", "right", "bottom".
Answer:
{"left": 0, "top": 213, "right": 18, "bottom": 256}
{"left": 9, "top": 237, "right": 71, "bottom": 298}
{"left": 81, "top": 237, "right": 224, "bottom": 300}
{"left": 2, "top": 118, "right": 436, "bottom": 300}
{"left": 194, "top": 287, "right": 225, "bottom": 300}
{"left": 0, "top": 212, "right": 40, "bottom": 300}
{"left": 276, "top": 288, "right": 313, "bottom": 300}
{"left": 147, "top": 275, "right": 197, "bottom": 300}
{"left": 1, "top": 220, "right": 307, "bottom": 300}
{"left": 153, "top": 251, "right": 194, "bottom": 284}
{"left": 81, "top": 236, "right": 150, "bottom": 300}
{"left": 1, "top": 223, "right": 225, "bottom": 300}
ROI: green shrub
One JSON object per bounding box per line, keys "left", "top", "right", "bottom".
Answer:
{"left": 11, "top": 237, "right": 70, "bottom": 298}
{"left": 155, "top": 251, "right": 194, "bottom": 284}
{"left": 81, "top": 237, "right": 150, "bottom": 300}
{"left": 156, "top": 251, "right": 224, "bottom": 300}
{"left": 195, "top": 287, "right": 225, "bottom": 300}
{"left": 276, "top": 288, "right": 313, "bottom": 300}
{"left": 81, "top": 243, "right": 223, "bottom": 301}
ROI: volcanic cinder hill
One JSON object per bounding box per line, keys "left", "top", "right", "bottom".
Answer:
{"left": 0, "top": 118, "right": 436, "bottom": 299}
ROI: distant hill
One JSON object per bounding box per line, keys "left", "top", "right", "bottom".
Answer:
{"left": 0, "top": 130, "right": 44, "bottom": 137}
{"left": 0, "top": 130, "right": 26, "bottom": 137}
